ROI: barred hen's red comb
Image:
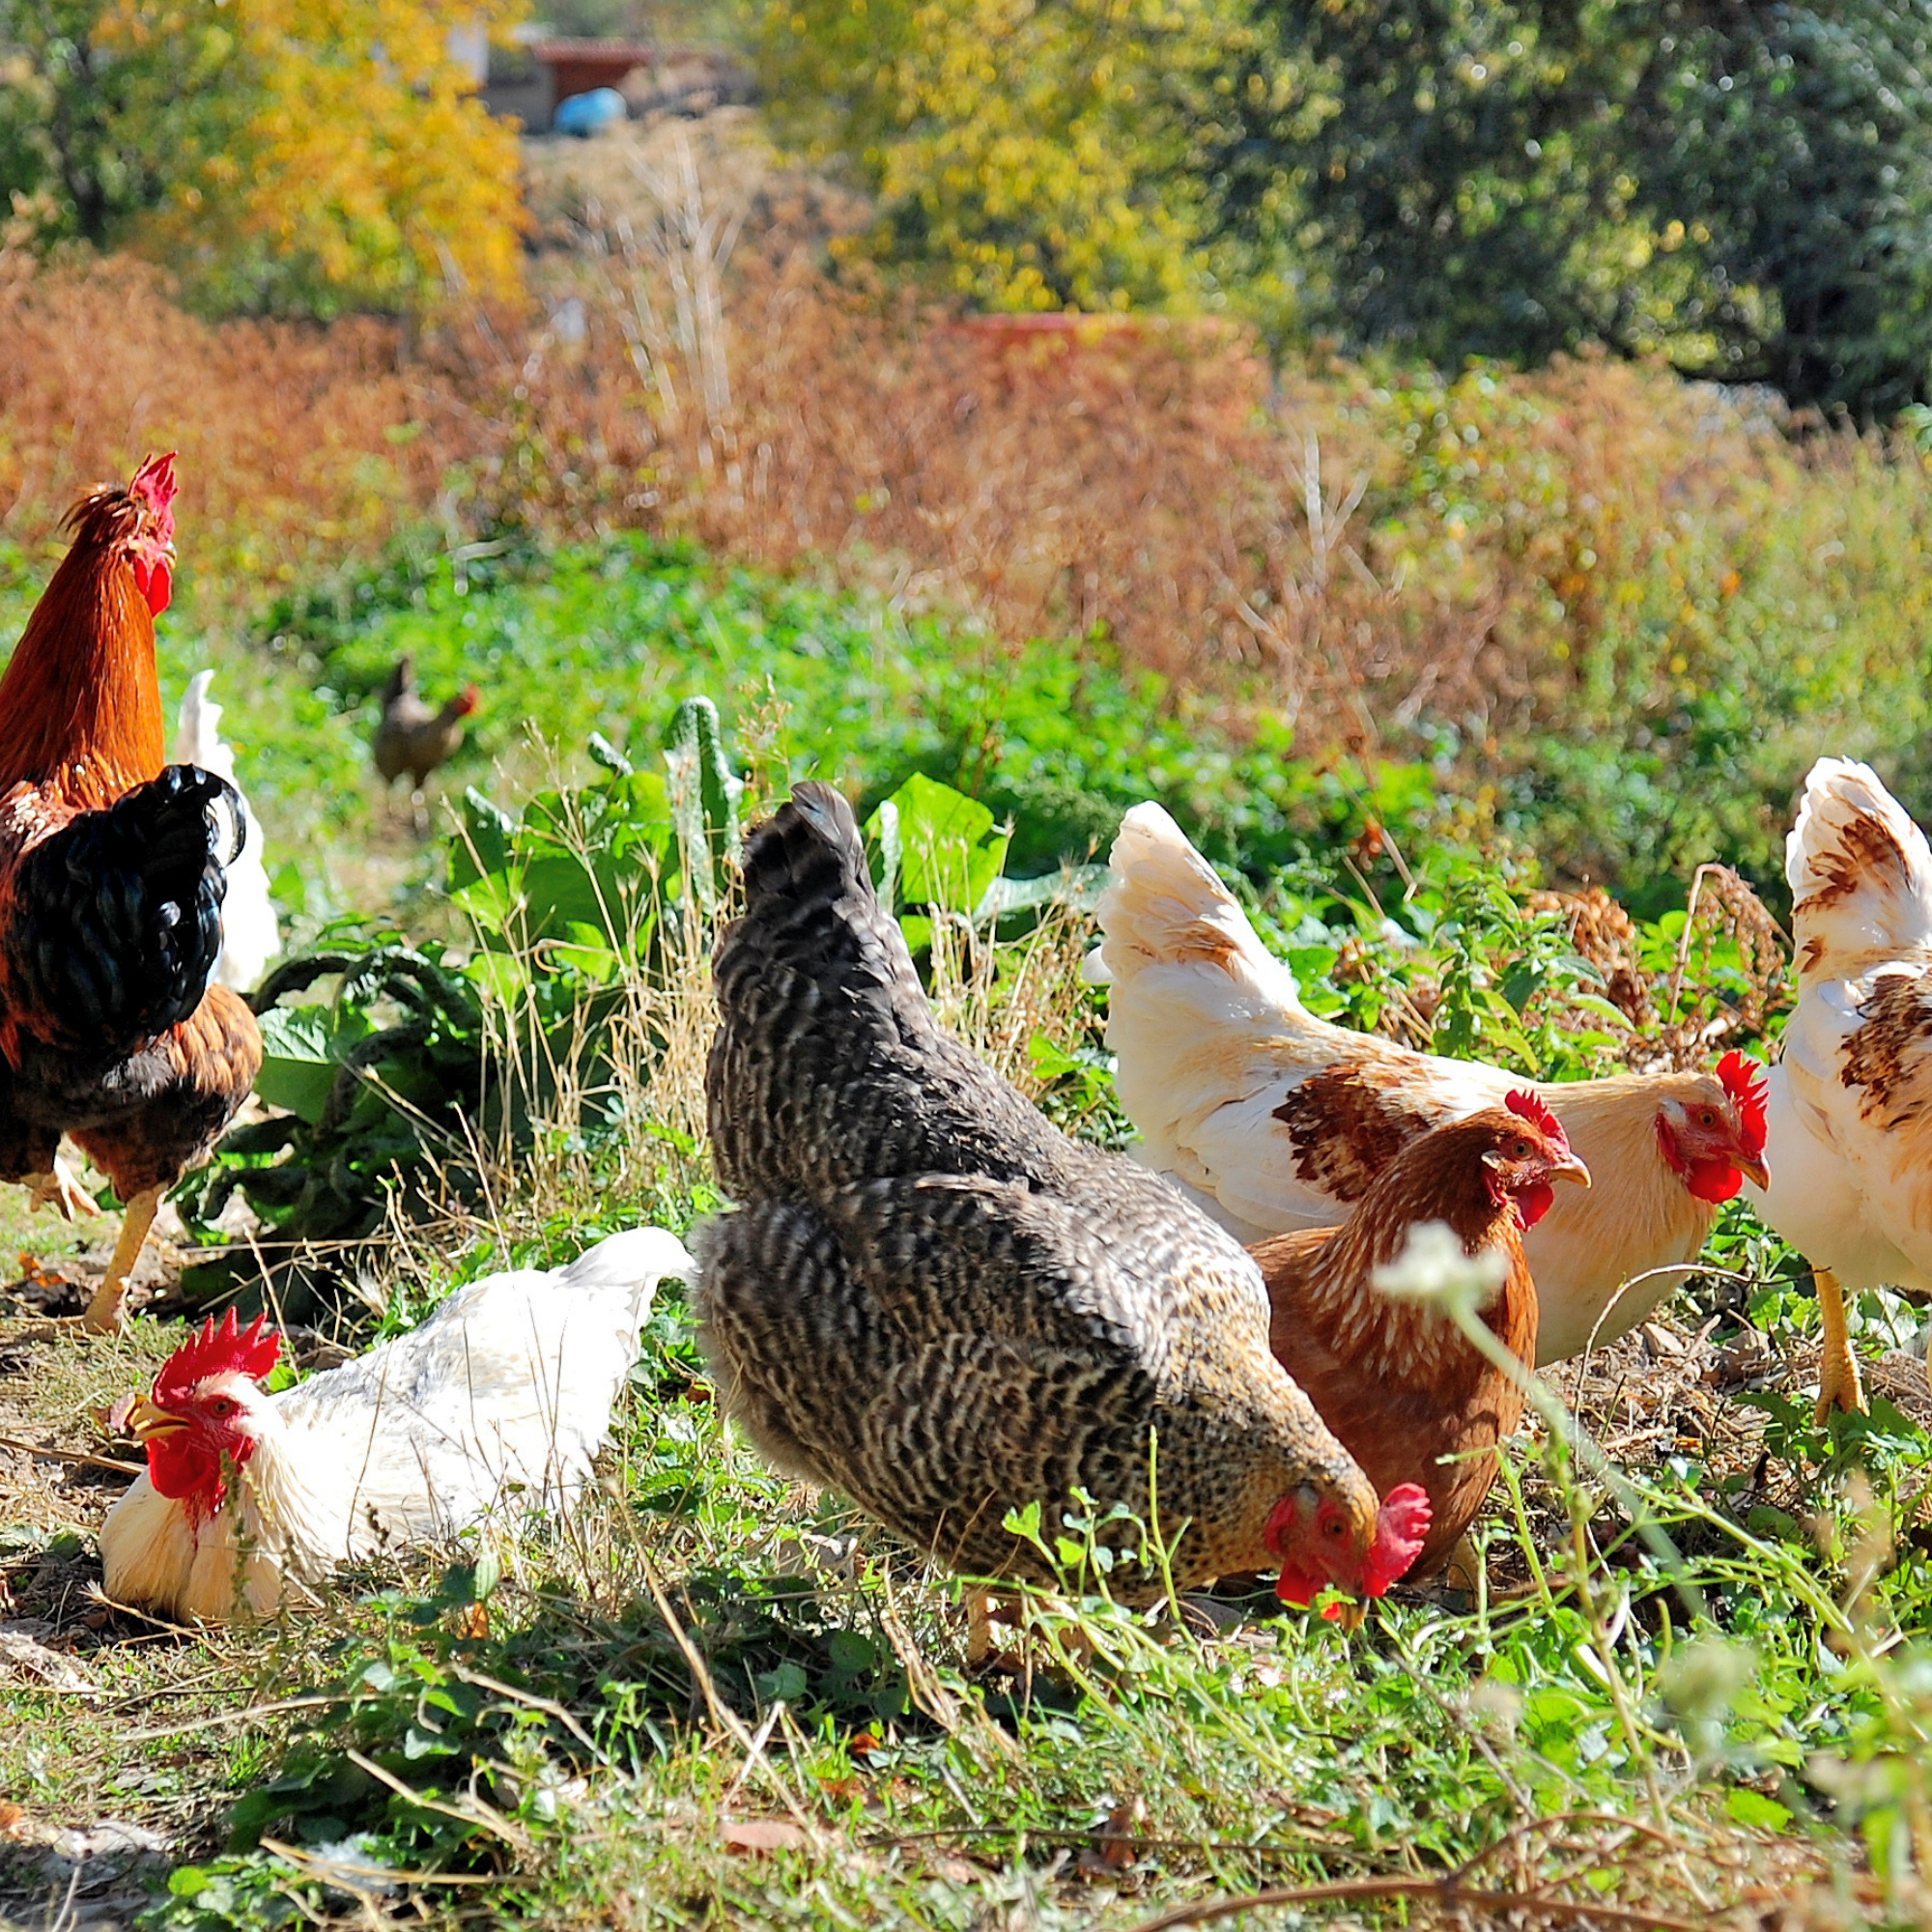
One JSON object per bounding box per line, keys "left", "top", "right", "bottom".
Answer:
{"left": 1718, "top": 1051, "right": 1769, "bottom": 1153}
{"left": 128, "top": 451, "right": 178, "bottom": 544}
{"left": 1504, "top": 1088, "right": 1570, "bottom": 1152}
{"left": 155, "top": 1308, "right": 280, "bottom": 1401}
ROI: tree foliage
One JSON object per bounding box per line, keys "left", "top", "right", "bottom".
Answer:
{"left": 1213, "top": 0, "right": 1932, "bottom": 416}
{"left": 755, "top": 0, "right": 1237, "bottom": 311}
{"left": 0, "top": 0, "right": 526, "bottom": 319}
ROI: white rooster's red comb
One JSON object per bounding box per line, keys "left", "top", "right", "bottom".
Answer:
{"left": 1717, "top": 1051, "right": 1769, "bottom": 1152}
{"left": 1503, "top": 1088, "right": 1570, "bottom": 1151}
{"left": 156, "top": 1307, "right": 280, "bottom": 1401}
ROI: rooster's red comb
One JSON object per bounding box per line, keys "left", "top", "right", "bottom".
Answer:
{"left": 128, "top": 451, "right": 178, "bottom": 540}
{"left": 155, "top": 1308, "right": 280, "bottom": 1402}
{"left": 1717, "top": 1050, "right": 1769, "bottom": 1153}
{"left": 1504, "top": 1088, "right": 1571, "bottom": 1152}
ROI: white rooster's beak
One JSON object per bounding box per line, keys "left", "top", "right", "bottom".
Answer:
{"left": 128, "top": 1397, "right": 187, "bottom": 1441}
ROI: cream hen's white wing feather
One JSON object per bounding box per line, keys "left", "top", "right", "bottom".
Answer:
{"left": 173, "top": 668, "right": 281, "bottom": 992}
{"left": 272, "top": 1225, "right": 694, "bottom": 1556}
{"left": 1749, "top": 759, "right": 1932, "bottom": 1293}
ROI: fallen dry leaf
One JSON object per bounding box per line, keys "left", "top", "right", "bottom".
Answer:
{"left": 721, "top": 1818, "right": 810, "bottom": 1855}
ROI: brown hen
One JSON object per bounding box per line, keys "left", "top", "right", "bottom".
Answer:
{"left": 1252, "top": 1094, "right": 1588, "bottom": 1580}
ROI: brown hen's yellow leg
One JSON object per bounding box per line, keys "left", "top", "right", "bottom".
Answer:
{"left": 81, "top": 1187, "right": 161, "bottom": 1335}
{"left": 1443, "top": 1533, "right": 1483, "bottom": 1597}
{"left": 1813, "top": 1268, "right": 1869, "bottom": 1424}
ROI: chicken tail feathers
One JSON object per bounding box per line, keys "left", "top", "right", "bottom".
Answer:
{"left": 7, "top": 764, "right": 242, "bottom": 1053}
{"left": 558, "top": 1226, "right": 694, "bottom": 1304}
{"left": 1787, "top": 757, "right": 1932, "bottom": 975}
{"left": 721, "top": 781, "right": 934, "bottom": 1048}
{"left": 1098, "top": 803, "right": 1305, "bottom": 1011}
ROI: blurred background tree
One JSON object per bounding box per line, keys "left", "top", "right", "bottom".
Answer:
{"left": 1207, "top": 0, "right": 1932, "bottom": 417}
{"left": 757, "top": 0, "right": 1932, "bottom": 414}
{"left": 0, "top": 0, "right": 526, "bottom": 319}
{"left": 754, "top": 0, "right": 1240, "bottom": 311}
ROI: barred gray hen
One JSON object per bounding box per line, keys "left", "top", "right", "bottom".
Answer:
{"left": 696, "top": 782, "right": 1430, "bottom": 1615}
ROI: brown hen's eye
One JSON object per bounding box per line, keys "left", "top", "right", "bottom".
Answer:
{"left": 1324, "top": 1519, "right": 1345, "bottom": 1538}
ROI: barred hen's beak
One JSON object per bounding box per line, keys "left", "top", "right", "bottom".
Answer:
{"left": 128, "top": 1397, "right": 186, "bottom": 1441}
{"left": 1549, "top": 1152, "right": 1592, "bottom": 1189}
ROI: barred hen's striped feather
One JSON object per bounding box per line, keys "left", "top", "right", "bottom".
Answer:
{"left": 697, "top": 782, "right": 1393, "bottom": 1600}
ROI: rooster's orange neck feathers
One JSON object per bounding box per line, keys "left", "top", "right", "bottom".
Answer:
{"left": 0, "top": 467, "right": 175, "bottom": 809}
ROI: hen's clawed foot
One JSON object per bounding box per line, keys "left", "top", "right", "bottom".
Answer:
{"left": 27, "top": 1157, "right": 99, "bottom": 1223}
{"left": 1812, "top": 1268, "right": 1870, "bottom": 1423}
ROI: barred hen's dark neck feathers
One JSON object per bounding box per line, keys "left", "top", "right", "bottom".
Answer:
{"left": 0, "top": 483, "right": 167, "bottom": 808}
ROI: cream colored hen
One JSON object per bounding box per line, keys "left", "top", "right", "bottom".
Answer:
{"left": 1098, "top": 804, "right": 1768, "bottom": 1365}
{"left": 1747, "top": 757, "right": 1932, "bottom": 1419}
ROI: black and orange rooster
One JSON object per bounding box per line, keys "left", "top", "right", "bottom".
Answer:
{"left": 0, "top": 455, "right": 262, "bottom": 1332}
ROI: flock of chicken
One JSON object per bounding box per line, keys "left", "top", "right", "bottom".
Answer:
{"left": 2, "top": 456, "right": 1929, "bottom": 1636}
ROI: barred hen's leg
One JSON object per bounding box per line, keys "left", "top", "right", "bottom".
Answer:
{"left": 1813, "top": 1268, "right": 1868, "bottom": 1423}
{"left": 81, "top": 1186, "right": 161, "bottom": 1334}
{"left": 27, "top": 1155, "right": 98, "bottom": 1222}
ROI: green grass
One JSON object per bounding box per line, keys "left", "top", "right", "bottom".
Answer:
{"left": 4, "top": 534, "right": 1932, "bottom": 1930}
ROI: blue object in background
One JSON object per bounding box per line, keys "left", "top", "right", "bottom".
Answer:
{"left": 554, "top": 88, "right": 627, "bottom": 137}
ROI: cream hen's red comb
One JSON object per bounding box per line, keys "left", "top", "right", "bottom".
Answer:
{"left": 155, "top": 1308, "right": 280, "bottom": 1402}
{"left": 1718, "top": 1050, "right": 1769, "bottom": 1153}
{"left": 1503, "top": 1088, "right": 1570, "bottom": 1151}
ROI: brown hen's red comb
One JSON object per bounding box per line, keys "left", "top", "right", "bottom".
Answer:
{"left": 155, "top": 1308, "right": 280, "bottom": 1401}
{"left": 1504, "top": 1088, "right": 1570, "bottom": 1151}
{"left": 1718, "top": 1050, "right": 1769, "bottom": 1152}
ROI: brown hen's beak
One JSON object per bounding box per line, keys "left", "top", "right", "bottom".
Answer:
{"left": 1736, "top": 1151, "right": 1771, "bottom": 1191}
{"left": 128, "top": 1397, "right": 186, "bottom": 1441}
{"left": 1550, "top": 1151, "right": 1592, "bottom": 1189}
{"left": 1331, "top": 1600, "right": 1368, "bottom": 1632}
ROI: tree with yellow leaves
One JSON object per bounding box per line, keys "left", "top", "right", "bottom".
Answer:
{"left": 756, "top": 0, "right": 1238, "bottom": 313}
{"left": 0, "top": 0, "right": 526, "bottom": 319}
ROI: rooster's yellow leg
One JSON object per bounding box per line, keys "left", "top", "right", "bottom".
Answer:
{"left": 1813, "top": 1267, "right": 1869, "bottom": 1424}
{"left": 81, "top": 1187, "right": 161, "bottom": 1334}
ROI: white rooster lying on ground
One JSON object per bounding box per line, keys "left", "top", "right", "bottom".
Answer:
{"left": 100, "top": 1227, "right": 693, "bottom": 1622}
{"left": 1097, "top": 803, "right": 1768, "bottom": 1365}
{"left": 173, "top": 668, "right": 281, "bottom": 993}
{"left": 1747, "top": 757, "right": 1932, "bottom": 1419}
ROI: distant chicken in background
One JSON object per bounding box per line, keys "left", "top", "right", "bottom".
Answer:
{"left": 373, "top": 655, "right": 480, "bottom": 834}
{"left": 173, "top": 670, "right": 280, "bottom": 993}
{"left": 101, "top": 1227, "right": 694, "bottom": 1622}
{"left": 0, "top": 456, "right": 262, "bottom": 1332}
{"left": 1748, "top": 758, "right": 1932, "bottom": 1419}
{"left": 1253, "top": 1094, "right": 1588, "bottom": 1580}
{"left": 1098, "top": 803, "right": 1768, "bottom": 1365}
{"left": 696, "top": 782, "right": 1431, "bottom": 1632}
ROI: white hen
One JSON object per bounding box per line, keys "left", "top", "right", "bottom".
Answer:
{"left": 1747, "top": 758, "right": 1932, "bottom": 1418}
{"left": 173, "top": 668, "right": 281, "bottom": 992}
{"left": 100, "top": 1226, "right": 693, "bottom": 1622}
